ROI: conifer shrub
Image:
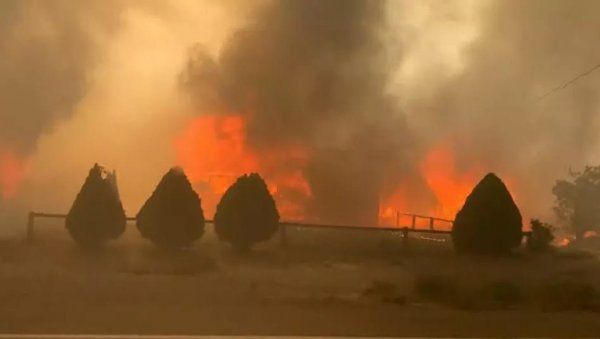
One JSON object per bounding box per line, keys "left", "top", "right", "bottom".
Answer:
{"left": 137, "top": 167, "right": 205, "bottom": 249}
{"left": 452, "top": 173, "right": 523, "bottom": 255}
{"left": 66, "top": 164, "right": 126, "bottom": 248}
{"left": 214, "top": 173, "right": 279, "bottom": 252}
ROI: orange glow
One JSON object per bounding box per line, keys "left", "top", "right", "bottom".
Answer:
{"left": 177, "top": 121, "right": 522, "bottom": 227}
{"left": 174, "top": 113, "right": 311, "bottom": 220}
{"left": 0, "top": 149, "right": 23, "bottom": 200}
{"left": 378, "top": 181, "right": 410, "bottom": 226}
{"left": 378, "top": 141, "right": 521, "bottom": 228}
{"left": 556, "top": 237, "right": 573, "bottom": 247}
{"left": 420, "top": 142, "right": 484, "bottom": 220}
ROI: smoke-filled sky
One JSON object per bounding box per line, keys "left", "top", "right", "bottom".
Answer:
{"left": 1, "top": 0, "right": 600, "bottom": 232}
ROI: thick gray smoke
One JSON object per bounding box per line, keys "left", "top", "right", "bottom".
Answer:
{"left": 411, "top": 0, "right": 600, "bottom": 220}
{"left": 0, "top": 0, "right": 126, "bottom": 233}
{"left": 181, "top": 0, "right": 431, "bottom": 225}
{"left": 0, "top": 0, "right": 123, "bottom": 156}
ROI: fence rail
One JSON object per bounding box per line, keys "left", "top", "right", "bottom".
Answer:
{"left": 26, "top": 211, "right": 529, "bottom": 249}
{"left": 27, "top": 211, "right": 451, "bottom": 241}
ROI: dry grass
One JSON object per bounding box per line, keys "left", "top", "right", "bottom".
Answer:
{"left": 1, "top": 222, "right": 600, "bottom": 336}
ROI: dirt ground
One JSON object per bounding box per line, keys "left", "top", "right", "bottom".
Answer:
{"left": 1, "top": 222, "right": 600, "bottom": 337}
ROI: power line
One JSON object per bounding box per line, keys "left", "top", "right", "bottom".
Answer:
{"left": 536, "top": 62, "right": 600, "bottom": 102}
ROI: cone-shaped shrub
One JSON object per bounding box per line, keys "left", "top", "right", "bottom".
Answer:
{"left": 66, "top": 164, "right": 126, "bottom": 247}
{"left": 136, "top": 167, "right": 204, "bottom": 249}
{"left": 452, "top": 173, "right": 522, "bottom": 255}
{"left": 215, "top": 173, "right": 280, "bottom": 252}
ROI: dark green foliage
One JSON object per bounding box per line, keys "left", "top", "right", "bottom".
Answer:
{"left": 539, "top": 280, "right": 600, "bottom": 311}
{"left": 415, "top": 274, "right": 460, "bottom": 305}
{"left": 136, "top": 167, "right": 204, "bottom": 249}
{"left": 452, "top": 173, "right": 522, "bottom": 255}
{"left": 415, "top": 274, "right": 525, "bottom": 310}
{"left": 527, "top": 219, "right": 555, "bottom": 252}
{"left": 362, "top": 280, "right": 407, "bottom": 305}
{"left": 66, "top": 164, "right": 126, "bottom": 248}
{"left": 479, "top": 280, "right": 523, "bottom": 309}
{"left": 214, "top": 173, "right": 280, "bottom": 252}
{"left": 553, "top": 166, "right": 600, "bottom": 240}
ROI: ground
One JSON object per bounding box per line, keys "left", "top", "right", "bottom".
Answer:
{"left": 0, "top": 221, "right": 600, "bottom": 337}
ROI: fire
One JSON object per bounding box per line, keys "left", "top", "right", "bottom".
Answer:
{"left": 174, "top": 113, "right": 311, "bottom": 220}
{"left": 176, "top": 119, "right": 521, "bottom": 227}
{"left": 379, "top": 141, "right": 520, "bottom": 228}
{"left": 0, "top": 149, "right": 23, "bottom": 200}
{"left": 420, "top": 143, "right": 484, "bottom": 220}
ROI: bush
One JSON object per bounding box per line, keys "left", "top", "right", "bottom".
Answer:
{"left": 214, "top": 173, "right": 280, "bottom": 252}
{"left": 539, "top": 280, "right": 599, "bottom": 311}
{"left": 66, "top": 164, "right": 126, "bottom": 248}
{"left": 136, "top": 167, "right": 205, "bottom": 249}
{"left": 479, "top": 280, "right": 523, "bottom": 309}
{"left": 527, "top": 219, "right": 555, "bottom": 252}
{"left": 362, "top": 280, "right": 407, "bottom": 304}
{"left": 414, "top": 274, "right": 460, "bottom": 305}
{"left": 452, "top": 173, "right": 523, "bottom": 255}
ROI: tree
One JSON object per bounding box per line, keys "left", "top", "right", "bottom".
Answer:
{"left": 452, "top": 173, "right": 522, "bottom": 255}
{"left": 526, "top": 219, "right": 555, "bottom": 252}
{"left": 136, "top": 167, "right": 205, "bottom": 249}
{"left": 66, "top": 164, "right": 126, "bottom": 248}
{"left": 214, "top": 173, "right": 280, "bottom": 252}
{"left": 552, "top": 166, "right": 600, "bottom": 240}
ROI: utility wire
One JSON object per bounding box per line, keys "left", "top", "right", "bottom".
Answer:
{"left": 536, "top": 62, "right": 600, "bottom": 102}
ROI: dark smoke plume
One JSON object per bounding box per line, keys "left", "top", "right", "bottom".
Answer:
{"left": 181, "top": 0, "right": 431, "bottom": 225}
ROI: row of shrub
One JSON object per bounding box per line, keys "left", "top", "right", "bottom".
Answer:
{"left": 66, "top": 164, "right": 554, "bottom": 255}
{"left": 414, "top": 274, "right": 600, "bottom": 311}
{"left": 364, "top": 274, "right": 600, "bottom": 311}
{"left": 66, "top": 164, "right": 279, "bottom": 251}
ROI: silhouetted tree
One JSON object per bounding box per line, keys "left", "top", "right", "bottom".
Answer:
{"left": 553, "top": 166, "right": 600, "bottom": 240}
{"left": 452, "top": 173, "right": 522, "bottom": 255}
{"left": 526, "top": 219, "right": 555, "bottom": 252}
{"left": 66, "top": 163, "right": 126, "bottom": 248}
{"left": 136, "top": 167, "right": 205, "bottom": 249}
{"left": 214, "top": 173, "right": 280, "bottom": 252}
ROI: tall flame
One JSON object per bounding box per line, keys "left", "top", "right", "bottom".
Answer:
{"left": 174, "top": 114, "right": 311, "bottom": 220}
{"left": 379, "top": 142, "right": 520, "bottom": 228}
{"left": 420, "top": 142, "right": 484, "bottom": 220}
{"left": 176, "top": 117, "right": 522, "bottom": 226}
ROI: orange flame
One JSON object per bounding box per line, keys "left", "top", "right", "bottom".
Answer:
{"left": 420, "top": 143, "right": 484, "bottom": 220}
{"left": 379, "top": 142, "right": 520, "bottom": 228}
{"left": 176, "top": 118, "right": 522, "bottom": 227}
{"left": 174, "top": 114, "right": 311, "bottom": 220}
{"left": 0, "top": 149, "right": 23, "bottom": 200}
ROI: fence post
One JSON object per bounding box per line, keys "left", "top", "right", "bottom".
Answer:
{"left": 411, "top": 215, "right": 416, "bottom": 229}
{"left": 429, "top": 217, "right": 434, "bottom": 230}
{"left": 402, "top": 226, "right": 409, "bottom": 252}
{"left": 395, "top": 211, "right": 400, "bottom": 227}
{"left": 26, "top": 212, "right": 35, "bottom": 242}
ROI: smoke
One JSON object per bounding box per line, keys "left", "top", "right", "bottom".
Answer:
{"left": 0, "top": 0, "right": 123, "bottom": 155}
{"left": 0, "top": 0, "right": 128, "bottom": 206}
{"left": 180, "top": 0, "right": 429, "bottom": 225}
{"left": 3, "top": 0, "right": 600, "bottom": 233}
{"left": 405, "top": 0, "right": 600, "bottom": 220}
